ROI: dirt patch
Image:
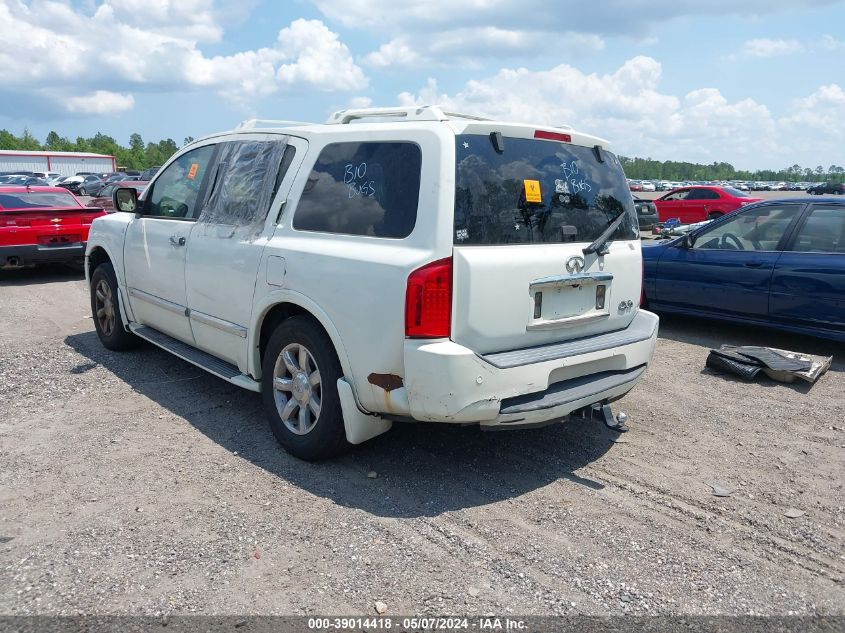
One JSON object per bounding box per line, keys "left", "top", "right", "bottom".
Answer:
{"left": 0, "top": 270, "right": 843, "bottom": 616}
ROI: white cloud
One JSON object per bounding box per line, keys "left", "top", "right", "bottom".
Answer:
{"left": 363, "top": 38, "right": 424, "bottom": 69}
{"left": 94, "top": 0, "right": 224, "bottom": 42}
{"left": 396, "top": 56, "right": 838, "bottom": 168}
{"left": 275, "top": 19, "right": 368, "bottom": 91}
{"left": 315, "top": 0, "right": 835, "bottom": 66}
{"left": 0, "top": 1, "right": 366, "bottom": 117}
{"left": 742, "top": 38, "right": 804, "bottom": 57}
{"left": 819, "top": 34, "right": 845, "bottom": 51}
{"left": 65, "top": 91, "right": 136, "bottom": 115}
{"left": 363, "top": 28, "right": 604, "bottom": 69}
{"left": 348, "top": 96, "right": 374, "bottom": 108}
{"left": 313, "top": 0, "right": 837, "bottom": 32}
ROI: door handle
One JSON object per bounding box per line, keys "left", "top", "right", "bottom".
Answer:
{"left": 169, "top": 235, "right": 186, "bottom": 247}
{"left": 744, "top": 261, "right": 764, "bottom": 268}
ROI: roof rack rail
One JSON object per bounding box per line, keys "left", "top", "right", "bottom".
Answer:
{"left": 235, "top": 119, "right": 313, "bottom": 130}
{"left": 325, "top": 105, "right": 492, "bottom": 125}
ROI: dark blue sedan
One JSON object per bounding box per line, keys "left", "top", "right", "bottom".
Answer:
{"left": 642, "top": 198, "right": 845, "bottom": 342}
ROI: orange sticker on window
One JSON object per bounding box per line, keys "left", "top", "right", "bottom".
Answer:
{"left": 187, "top": 163, "right": 199, "bottom": 180}
{"left": 523, "top": 179, "right": 542, "bottom": 203}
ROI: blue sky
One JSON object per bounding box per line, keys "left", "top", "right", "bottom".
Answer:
{"left": 1, "top": 0, "right": 843, "bottom": 170}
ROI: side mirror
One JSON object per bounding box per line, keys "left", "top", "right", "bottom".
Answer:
{"left": 114, "top": 187, "right": 138, "bottom": 213}
{"left": 680, "top": 233, "right": 694, "bottom": 249}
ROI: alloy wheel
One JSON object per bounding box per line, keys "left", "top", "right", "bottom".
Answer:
{"left": 272, "top": 343, "right": 322, "bottom": 435}
{"left": 94, "top": 279, "right": 115, "bottom": 337}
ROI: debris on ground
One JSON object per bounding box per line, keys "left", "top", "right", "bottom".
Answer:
{"left": 704, "top": 481, "right": 734, "bottom": 497}
{"left": 374, "top": 601, "right": 388, "bottom": 614}
{"left": 706, "top": 345, "right": 832, "bottom": 385}
{"left": 783, "top": 508, "right": 806, "bottom": 519}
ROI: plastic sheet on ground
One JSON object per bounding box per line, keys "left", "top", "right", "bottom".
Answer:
{"left": 705, "top": 345, "right": 832, "bottom": 385}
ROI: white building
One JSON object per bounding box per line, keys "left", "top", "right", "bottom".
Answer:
{"left": 0, "top": 150, "right": 116, "bottom": 176}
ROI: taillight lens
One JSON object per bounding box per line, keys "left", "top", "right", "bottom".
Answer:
{"left": 405, "top": 257, "right": 452, "bottom": 338}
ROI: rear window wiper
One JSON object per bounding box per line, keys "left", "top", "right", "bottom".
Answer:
{"left": 583, "top": 210, "right": 627, "bottom": 256}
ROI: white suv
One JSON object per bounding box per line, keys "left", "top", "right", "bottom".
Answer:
{"left": 86, "top": 105, "right": 658, "bottom": 460}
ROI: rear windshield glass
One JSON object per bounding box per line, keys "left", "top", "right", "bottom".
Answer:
{"left": 722, "top": 186, "right": 750, "bottom": 197}
{"left": 0, "top": 192, "right": 81, "bottom": 209}
{"left": 454, "top": 135, "right": 638, "bottom": 245}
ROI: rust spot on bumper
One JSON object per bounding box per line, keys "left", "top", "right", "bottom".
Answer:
{"left": 368, "top": 373, "right": 403, "bottom": 392}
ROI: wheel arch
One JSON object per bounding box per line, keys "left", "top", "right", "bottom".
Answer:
{"left": 249, "top": 292, "right": 354, "bottom": 384}
{"left": 85, "top": 245, "right": 113, "bottom": 285}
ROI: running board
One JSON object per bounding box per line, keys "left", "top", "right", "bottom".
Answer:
{"left": 130, "top": 324, "right": 260, "bottom": 392}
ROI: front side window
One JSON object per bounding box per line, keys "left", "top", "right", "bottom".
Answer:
{"left": 454, "top": 134, "right": 637, "bottom": 245}
{"left": 693, "top": 204, "right": 802, "bottom": 251}
{"left": 662, "top": 189, "right": 690, "bottom": 201}
{"left": 197, "top": 139, "right": 293, "bottom": 228}
{"left": 791, "top": 206, "right": 845, "bottom": 253}
{"left": 146, "top": 145, "right": 215, "bottom": 219}
{"left": 293, "top": 142, "right": 422, "bottom": 238}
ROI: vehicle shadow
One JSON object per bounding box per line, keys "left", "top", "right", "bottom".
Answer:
{"left": 64, "top": 331, "right": 617, "bottom": 519}
{"left": 0, "top": 263, "right": 84, "bottom": 286}
{"left": 657, "top": 313, "right": 845, "bottom": 373}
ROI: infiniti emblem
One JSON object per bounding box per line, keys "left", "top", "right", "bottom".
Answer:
{"left": 565, "top": 255, "right": 585, "bottom": 274}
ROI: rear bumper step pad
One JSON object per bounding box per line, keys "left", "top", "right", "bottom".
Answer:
{"left": 499, "top": 365, "right": 647, "bottom": 415}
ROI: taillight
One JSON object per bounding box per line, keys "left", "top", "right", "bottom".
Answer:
{"left": 405, "top": 257, "right": 452, "bottom": 338}
{"left": 0, "top": 217, "right": 30, "bottom": 227}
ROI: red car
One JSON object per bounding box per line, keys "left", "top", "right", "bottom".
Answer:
{"left": 653, "top": 186, "right": 763, "bottom": 223}
{"left": 0, "top": 186, "right": 105, "bottom": 269}
{"left": 87, "top": 181, "right": 149, "bottom": 212}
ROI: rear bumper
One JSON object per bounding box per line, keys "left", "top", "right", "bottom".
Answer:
{"left": 399, "top": 310, "right": 659, "bottom": 427}
{"left": 0, "top": 242, "right": 86, "bottom": 267}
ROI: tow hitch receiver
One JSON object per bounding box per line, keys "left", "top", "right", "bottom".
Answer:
{"left": 577, "top": 403, "right": 630, "bottom": 432}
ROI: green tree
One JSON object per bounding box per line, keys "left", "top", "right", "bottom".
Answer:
{"left": 19, "top": 128, "right": 42, "bottom": 150}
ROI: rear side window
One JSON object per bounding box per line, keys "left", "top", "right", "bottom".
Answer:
{"left": 293, "top": 142, "right": 421, "bottom": 238}
{"left": 791, "top": 206, "right": 845, "bottom": 253}
{"left": 454, "top": 135, "right": 637, "bottom": 245}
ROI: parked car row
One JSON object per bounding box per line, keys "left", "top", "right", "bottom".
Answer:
{"left": 628, "top": 178, "right": 839, "bottom": 193}
{"left": 0, "top": 168, "right": 160, "bottom": 198}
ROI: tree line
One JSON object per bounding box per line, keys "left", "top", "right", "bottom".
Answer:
{"left": 0, "top": 129, "right": 195, "bottom": 170}
{"left": 1, "top": 128, "right": 842, "bottom": 182}
{"left": 619, "top": 156, "right": 844, "bottom": 183}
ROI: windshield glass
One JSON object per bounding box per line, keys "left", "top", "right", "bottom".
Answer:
{"left": 454, "top": 134, "right": 638, "bottom": 245}
{"left": 0, "top": 192, "right": 81, "bottom": 209}
{"left": 723, "top": 186, "right": 750, "bottom": 197}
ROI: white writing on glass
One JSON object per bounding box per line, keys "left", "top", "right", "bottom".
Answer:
{"left": 343, "top": 162, "right": 376, "bottom": 198}
{"left": 561, "top": 160, "right": 592, "bottom": 194}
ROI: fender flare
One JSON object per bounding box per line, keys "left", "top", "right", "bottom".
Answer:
{"left": 249, "top": 289, "right": 355, "bottom": 390}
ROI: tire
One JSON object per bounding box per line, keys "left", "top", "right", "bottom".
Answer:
{"left": 90, "top": 263, "right": 139, "bottom": 351}
{"left": 706, "top": 212, "right": 723, "bottom": 221}
{"left": 261, "top": 316, "right": 350, "bottom": 461}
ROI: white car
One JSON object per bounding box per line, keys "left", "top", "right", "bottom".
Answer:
{"left": 640, "top": 181, "right": 656, "bottom": 192}
{"left": 85, "top": 105, "right": 659, "bottom": 460}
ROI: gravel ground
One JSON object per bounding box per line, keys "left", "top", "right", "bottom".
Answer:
{"left": 0, "top": 265, "right": 843, "bottom": 617}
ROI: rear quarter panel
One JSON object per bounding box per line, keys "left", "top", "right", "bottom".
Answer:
{"left": 254, "top": 124, "right": 456, "bottom": 415}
